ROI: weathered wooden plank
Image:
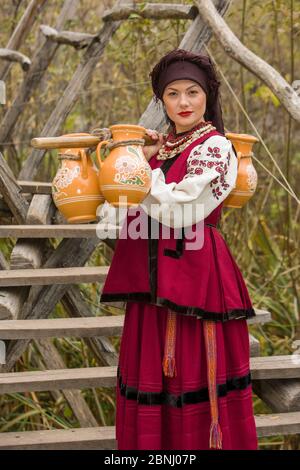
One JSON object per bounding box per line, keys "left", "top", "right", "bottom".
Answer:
{"left": 253, "top": 379, "right": 300, "bottom": 413}
{"left": 0, "top": 411, "right": 300, "bottom": 449}
{"left": 0, "top": 315, "right": 124, "bottom": 339}
{"left": 247, "top": 308, "right": 271, "bottom": 324}
{"left": 251, "top": 356, "right": 300, "bottom": 380}
{"left": 0, "top": 366, "right": 117, "bottom": 393}
{"left": 0, "top": 48, "right": 31, "bottom": 71}
{"left": 0, "top": 266, "right": 108, "bottom": 287}
{"left": 0, "top": 287, "right": 29, "bottom": 320}
{"left": 0, "top": 152, "right": 29, "bottom": 223}
{"left": 0, "top": 426, "right": 116, "bottom": 450}
{"left": 26, "top": 194, "right": 56, "bottom": 225}
{"left": 0, "top": 251, "right": 9, "bottom": 270}
{"left": 0, "top": 308, "right": 270, "bottom": 334}
{"left": 102, "top": 3, "right": 199, "bottom": 21}
{"left": 0, "top": 224, "right": 120, "bottom": 238}
{"left": 18, "top": 181, "right": 52, "bottom": 194}
{"left": 0, "top": 315, "right": 269, "bottom": 340}
{"left": 2, "top": 356, "right": 299, "bottom": 393}
{"left": 10, "top": 239, "right": 46, "bottom": 269}
{"left": 255, "top": 411, "right": 300, "bottom": 437}
{"left": 40, "top": 25, "right": 97, "bottom": 49}
{"left": 0, "top": 80, "right": 5, "bottom": 104}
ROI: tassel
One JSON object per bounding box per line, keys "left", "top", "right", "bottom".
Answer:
{"left": 209, "top": 422, "right": 223, "bottom": 450}
{"left": 203, "top": 320, "right": 222, "bottom": 450}
{"left": 162, "top": 309, "right": 177, "bottom": 378}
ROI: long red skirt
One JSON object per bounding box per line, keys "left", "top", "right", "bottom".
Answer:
{"left": 116, "top": 301, "right": 258, "bottom": 450}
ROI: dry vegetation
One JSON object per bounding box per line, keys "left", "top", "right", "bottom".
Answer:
{"left": 0, "top": 0, "right": 299, "bottom": 449}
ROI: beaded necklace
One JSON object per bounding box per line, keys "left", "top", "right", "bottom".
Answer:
{"left": 157, "top": 120, "right": 216, "bottom": 160}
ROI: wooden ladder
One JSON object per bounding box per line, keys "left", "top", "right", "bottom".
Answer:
{"left": 0, "top": 249, "right": 299, "bottom": 449}
{"left": 1, "top": 0, "right": 299, "bottom": 451}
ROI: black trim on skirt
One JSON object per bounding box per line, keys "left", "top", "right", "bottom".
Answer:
{"left": 117, "top": 366, "right": 252, "bottom": 407}
{"left": 99, "top": 292, "right": 256, "bottom": 322}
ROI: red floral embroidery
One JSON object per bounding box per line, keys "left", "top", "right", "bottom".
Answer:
{"left": 207, "top": 146, "right": 221, "bottom": 158}
{"left": 185, "top": 143, "right": 232, "bottom": 199}
{"left": 211, "top": 186, "right": 223, "bottom": 199}
{"left": 210, "top": 174, "right": 230, "bottom": 200}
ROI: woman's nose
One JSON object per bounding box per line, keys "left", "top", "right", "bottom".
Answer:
{"left": 179, "top": 94, "right": 190, "bottom": 106}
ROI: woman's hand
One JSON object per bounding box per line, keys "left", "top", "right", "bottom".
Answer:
{"left": 142, "top": 129, "right": 166, "bottom": 162}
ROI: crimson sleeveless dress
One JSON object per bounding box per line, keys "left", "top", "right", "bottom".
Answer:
{"left": 100, "top": 131, "right": 258, "bottom": 450}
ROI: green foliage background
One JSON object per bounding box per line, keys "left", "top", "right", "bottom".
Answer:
{"left": 0, "top": 0, "right": 299, "bottom": 449}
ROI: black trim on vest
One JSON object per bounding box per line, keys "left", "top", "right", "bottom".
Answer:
{"left": 117, "top": 366, "right": 252, "bottom": 407}
{"left": 100, "top": 292, "right": 256, "bottom": 322}
{"left": 163, "top": 224, "right": 217, "bottom": 259}
{"left": 163, "top": 227, "right": 185, "bottom": 259}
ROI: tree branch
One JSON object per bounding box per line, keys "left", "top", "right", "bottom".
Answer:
{"left": 195, "top": 0, "right": 300, "bottom": 123}
{"left": 0, "top": 48, "right": 31, "bottom": 71}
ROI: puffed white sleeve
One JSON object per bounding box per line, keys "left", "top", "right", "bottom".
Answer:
{"left": 139, "top": 135, "right": 238, "bottom": 228}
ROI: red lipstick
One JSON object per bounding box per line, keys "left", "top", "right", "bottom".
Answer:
{"left": 178, "top": 111, "right": 193, "bottom": 117}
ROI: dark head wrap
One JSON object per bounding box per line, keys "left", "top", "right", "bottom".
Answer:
{"left": 149, "top": 49, "right": 225, "bottom": 135}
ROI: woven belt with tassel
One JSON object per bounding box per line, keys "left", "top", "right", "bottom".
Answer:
{"left": 162, "top": 310, "right": 222, "bottom": 450}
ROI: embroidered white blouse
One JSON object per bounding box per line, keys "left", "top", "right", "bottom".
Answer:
{"left": 97, "top": 135, "right": 238, "bottom": 230}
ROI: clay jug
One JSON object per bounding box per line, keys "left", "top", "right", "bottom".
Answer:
{"left": 223, "top": 132, "right": 259, "bottom": 208}
{"left": 52, "top": 133, "right": 105, "bottom": 223}
{"left": 96, "top": 124, "right": 152, "bottom": 207}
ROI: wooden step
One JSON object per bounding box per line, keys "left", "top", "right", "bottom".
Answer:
{"left": 0, "top": 411, "right": 300, "bottom": 449}
{"left": 255, "top": 411, "right": 300, "bottom": 437}
{"left": 0, "top": 266, "right": 108, "bottom": 287}
{"left": 247, "top": 308, "right": 271, "bottom": 325}
{"left": 18, "top": 181, "right": 52, "bottom": 195}
{"left": 0, "top": 426, "right": 116, "bottom": 450}
{"left": 0, "top": 309, "right": 271, "bottom": 339}
{"left": 0, "top": 224, "right": 120, "bottom": 238}
{"left": 250, "top": 355, "right": 300, "bottom": 380}
{"left": 1, "top": 355, "right": 298, "bottom": 395}
{"left": 0, "top": 315, "right": 124, "bottom": 339}
{"left": 0, "top": 366, "right": 117, "bottom": 394}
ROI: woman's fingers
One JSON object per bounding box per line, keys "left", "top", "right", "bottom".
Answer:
{"left": 146, "top": 128, "right": 159, "bottom": 140}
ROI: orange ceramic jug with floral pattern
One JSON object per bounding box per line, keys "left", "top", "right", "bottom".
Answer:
{"left": 224, "top": 132, "right": 259, "bottom": 208}
{"left": 96, "top": 124, "right": 152, "bottom": 207}
{"left": 52, "top": 133, "right": 105, "bottom": 223}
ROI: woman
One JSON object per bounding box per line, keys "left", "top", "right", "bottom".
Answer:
{"left": 99, "top": 49, "right": 258, "bottom": 450}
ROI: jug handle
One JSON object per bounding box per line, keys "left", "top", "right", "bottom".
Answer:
{"left": 96, "top": 140, "right": 109, "bottom": 170}
{"left": 236, "top": 151, "right": 242, "bottom": 169}
{"left": 79, "top": 149, "right": 88, "bottom": 179}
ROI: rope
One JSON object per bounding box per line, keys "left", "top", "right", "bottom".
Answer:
{"left": 57, "top": 152, "right": 80, "bottom": 160}
{"left": 204, "top": 44, "right": 300, "bottom": 205}
{"left": 104, "top": 138, "right": 145, "bottom": 151}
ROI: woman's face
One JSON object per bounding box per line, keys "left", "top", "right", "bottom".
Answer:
{"left": 162, "top": 79, "right": 207, "bottom": 133}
